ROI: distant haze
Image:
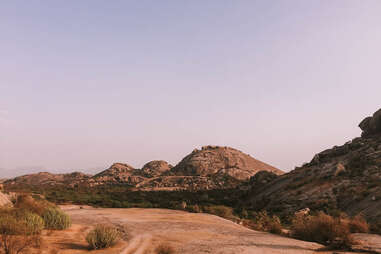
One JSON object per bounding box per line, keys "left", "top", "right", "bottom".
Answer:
{"left": 1, "top": 1, "right": 381, "bottom": 178}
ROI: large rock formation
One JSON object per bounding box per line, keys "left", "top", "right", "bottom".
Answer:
{"left": 171, "top": 146, "right": 283, "bottom": 180}
{"left": 141, "top": 160, "right": 172, "bottom": 177}
{"left": 92, "top": 163, "right": 144, "bottom": 185}
{"left": 359, "top": 108, "right": 381, "bottom": 137}
{"left": 247, "top": 108, "right": 381, "bottom": 225}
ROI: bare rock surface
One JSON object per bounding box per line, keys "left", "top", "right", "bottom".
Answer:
{"left": 59, "top": 205, "right": 345, "bottom": 254}
{"left": 352, "top": 233, "right": 381, "bottom": 253}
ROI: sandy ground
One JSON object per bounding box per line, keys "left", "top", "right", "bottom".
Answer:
{"left": 26, "top": 206, "right": 374, "bottom": 254}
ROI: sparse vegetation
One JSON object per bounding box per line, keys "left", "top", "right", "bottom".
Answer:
{"left": 0, "top": 211, "right": 41, "bottom": 254}
{"left": 348, "top": 215, "right": 369, "bottom": 233}
{"left": 291, "top": 212, "right": 354, "bottom": 249}
{"left": 203, "top": 205, "right": 235, "bottom": 219}
{"left": 247, "top": 211, "right": 283, "bottom": 234}
{"left": 42, "top": 208, "right": 71, "bottom": 230}
{"left": 86, "top": 224, "right": 120, "bottom": 250}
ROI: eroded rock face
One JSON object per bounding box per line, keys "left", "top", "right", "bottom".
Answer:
{"left": 141, "top": 160, "right": 172, "bottom": 177}
{"left": 171, "top": 146, "right": 283, "bottom": 180}
{"left": 359, "top": 108, "right": 381, "bottom": 137}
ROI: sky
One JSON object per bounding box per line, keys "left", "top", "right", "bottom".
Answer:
{"left": 1, "top": 1, "right": 381, "bottom": 178}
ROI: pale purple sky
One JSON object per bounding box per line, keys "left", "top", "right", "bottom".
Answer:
{"left": 1, "top": 1, "right": 381, "bottom": 178}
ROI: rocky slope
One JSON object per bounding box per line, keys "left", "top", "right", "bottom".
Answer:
{"left": 5, "top": 146, "right": 282, "bottom": 191}
{"left": 248, "top": 108, "right": 381, "bottom": 225}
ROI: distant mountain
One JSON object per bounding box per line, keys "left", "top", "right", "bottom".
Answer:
{"left": 247, "top": 108, "right": 381, "bottom": 224}
{"left": 4, "top": 146, "right": 283, "bottom": 191}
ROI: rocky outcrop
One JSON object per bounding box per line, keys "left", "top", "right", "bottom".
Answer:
{"left": 92, "top": 163, "right": 144, "bottom": 185}
{"left": 247, "top": 108, "right": 381, "bottom": 225}
{"left": 359, "top": 108, "right": 381, "bottom": 137}
{"left": 171, "top": 146, "right": 283, "bottom": 180}
{"left": 141, "top": 160, "right": 172, "bottom": 177}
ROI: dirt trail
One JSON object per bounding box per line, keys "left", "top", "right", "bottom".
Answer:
{"left": 120, "top": 234, "right": 152, "bottom": 254}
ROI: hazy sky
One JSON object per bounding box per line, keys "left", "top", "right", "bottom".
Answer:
{"left": 1, "top": 1, "right": 381, "bottom": 178}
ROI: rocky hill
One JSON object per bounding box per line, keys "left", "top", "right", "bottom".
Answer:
{"left": 247, "top": 108, "right": 381, "bottom": 225}
{"left": 171, "top": 146, "right": 283, "bottom": 180}
{"left": 4, "top": 146, "right": 282, "bottom": 191}
{"left": 5, "top": 171, "right": 91, "bottom": 188}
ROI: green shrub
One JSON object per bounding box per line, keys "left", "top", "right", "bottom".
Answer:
{"left": 42, "top": 208, "right": 71, "bottom": 230}
{"left": 86, "top": 224, "right": 119, "bottom": 250}
{"left": 20, "top": 211, "right": 44, "bottom": 235}
{"left": 291, "top": 212, "right": 354, "bottom": 249}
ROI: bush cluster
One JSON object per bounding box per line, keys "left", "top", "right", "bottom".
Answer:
{"left": 0, "top": 195, "right": 72, "bottom": 254}
{"left": 42, "top": 208, "right": 71, "bottom": 230}
{"left": 247, "top": 211, "right": 282, "bottom": 234}
{"left": 291, "top": 212, "right": 354, "bottom": 249}
{"left": 86, "top": 224, "right": 120, "bottom": 250}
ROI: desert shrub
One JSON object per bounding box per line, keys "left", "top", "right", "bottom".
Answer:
{"left": 42, "top": 208, "right": 71, "bottom": 230}
{"left": 86, "top": 224, "right": 119, "bottom": 250}
{"left": 0, "top": 214, "right": 41, "bottom": 254}
{"left": 203, "top": 206, "right": 234, "bottom": 219}
{"left": 15, "top": 195, "right": 55, "bottom": 216}
{"left": 348, "top": 215, "right": 369, "bottom": 233}
{"left": 291, "top": 212, "right": 354, "bottom": 249}
{"left": 247, "top": 211, "right": 282, "bottom": 234}
{"left": 186, "top": 204, "right": 201, "bottom": 213}
{"left": 155, "top": 243, "right": 176, "bottom": 254}
{"left": 19, "top": 211, "right": 44, "bottom": 235}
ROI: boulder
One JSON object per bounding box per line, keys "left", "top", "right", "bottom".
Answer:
{"left": 359, "top": 108, "right": 381, "bottom": 137}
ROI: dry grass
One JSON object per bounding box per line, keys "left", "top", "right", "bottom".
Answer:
{"left": 14, "top": 195, "right": 55, "bottom": 216}
{"left": 86, "top": 224, "right": 120, "bottom": 250}
{"left": 0, "top": 213, "right": 41, "bottom": 254}
{"left": 347, "top": 215, "right": 369, "bottom": 233}
{"left": 245, "top": 211, "right": 283, "bottom": 235}
{"left": 291, "top": 212, "right": 354, "bottom": 249}
{"left": 203, "top": 206, "right": 234, "bottom": 219}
